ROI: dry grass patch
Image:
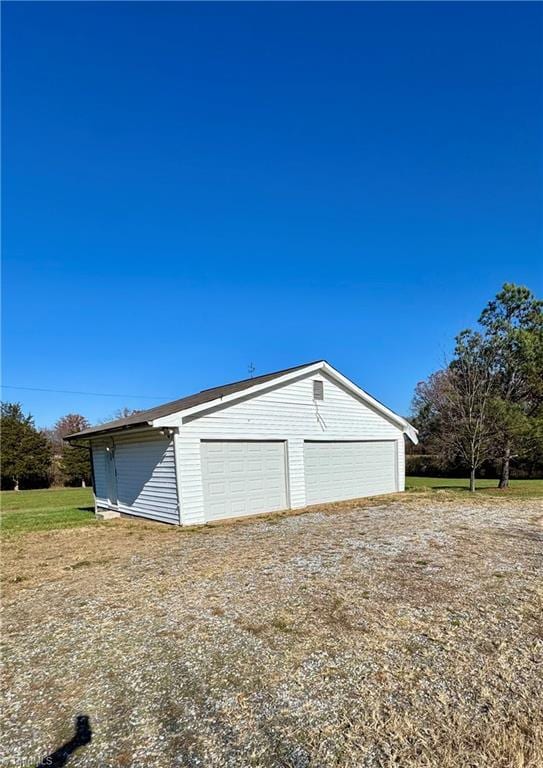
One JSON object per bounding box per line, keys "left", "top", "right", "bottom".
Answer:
{"left": 1, "top": 492, "right": 542, "bottom": 767}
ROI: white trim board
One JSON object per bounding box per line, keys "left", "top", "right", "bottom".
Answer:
{"left": 151, "top": 361, "right": 418, "bottom": 444}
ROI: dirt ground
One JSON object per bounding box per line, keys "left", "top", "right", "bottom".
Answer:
{"left": 1, "top": 492, "right": 542, "bottom": 768}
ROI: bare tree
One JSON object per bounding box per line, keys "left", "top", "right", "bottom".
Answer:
{"left": 413, "top": 332, "right": 497, "bottom": 491}
{"left": 101, "top": 407, "right": 141, "bottom": 423}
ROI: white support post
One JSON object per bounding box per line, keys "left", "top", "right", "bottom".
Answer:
{"left": 287, "top": 438, "right": 306, "bottom": 509}
{"left": 178, "top": 437, "right": 206, "bottom": 525}
{"left": 172, "top": 430, "right": 183, "bottom": 525}
{"left": 397, "top": 437, "right": 405, "bottom": 492}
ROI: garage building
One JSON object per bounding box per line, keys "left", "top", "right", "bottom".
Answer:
{"left": 65, "top": 361, "right": 418, "bottom": 525}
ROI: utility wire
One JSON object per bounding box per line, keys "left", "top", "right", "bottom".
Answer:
{"left": 0, "top": 384, "right": 171, "bottom": 400}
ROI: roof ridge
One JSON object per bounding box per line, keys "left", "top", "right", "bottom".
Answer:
{"left": 65, "top": 360, "right": 325, "bottom": 440}
{"left": 195, "top": 360, "right": 324, "bottom": 396}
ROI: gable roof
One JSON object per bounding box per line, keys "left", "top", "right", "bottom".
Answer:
{"left": 65, "top": 360, "right": 418, "bottom": 443}
{"left": 64, "top": 362, "right": 320, "bottom": 441}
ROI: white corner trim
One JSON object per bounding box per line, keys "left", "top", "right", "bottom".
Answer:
{"left": 172, "top": 430, "right": 183, "bottom": 525}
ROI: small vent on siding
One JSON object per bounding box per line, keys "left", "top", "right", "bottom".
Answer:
{"left": 313, "top": 380, "right": 324, "bottom": 400}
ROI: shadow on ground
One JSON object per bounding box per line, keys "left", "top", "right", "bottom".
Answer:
{"left": 36, "top": 715, "right": 92, "bottom": 768}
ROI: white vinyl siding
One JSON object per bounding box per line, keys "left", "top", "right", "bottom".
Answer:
{"left": 91, "top": 445, "right": 109, "bottom": 503}
{"left": 178, "top": 372, "right": 403, "bottom": 523}
{"left": 90, "top": 369, "right": 408, "bottom": 526}
{"left": 91, "top": 431, "right": 178, "bottom": 524}
{"left": 176, "top": 437, "right": 204, "bottom": 526}
{"left": 397, "top": 437, "right": 406, "bottom": 492}
{"left": 181, "top": 372, "right": 400, "bottom": 441}
{"left": 304, "top": 441, "right": 397, "bottom": 505}
{"left": 113, "top": 432, "right": 178, "bottom": 524}
{"left": 201, "top": 441, "right": 287, "bottom": 522}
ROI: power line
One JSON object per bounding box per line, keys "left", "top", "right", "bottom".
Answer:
{"left": 0, "top": 384, "right": 171, "bottom": 400}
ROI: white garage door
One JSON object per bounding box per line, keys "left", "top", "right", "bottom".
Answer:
{"left": 201, "top": 441, "right": 287, "bottom": 522}
{"left": 304, "top": 441, "right": 397, "bottom": 505}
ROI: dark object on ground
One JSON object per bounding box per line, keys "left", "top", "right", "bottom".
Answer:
{"left": 36, "top": 715, "right": 92, "bottom": 768}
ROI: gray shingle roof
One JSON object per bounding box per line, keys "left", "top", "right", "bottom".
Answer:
{"left": 65, "top": 361, "right": 323, "bottom": 441}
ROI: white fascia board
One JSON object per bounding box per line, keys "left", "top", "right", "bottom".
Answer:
{"left": 320, "top": 363, "right": 418, "bottom": 444}
{"left": 403, "top": 425, "right": 419, "bottom": 444}
{"left": 70, "top": 424, "right": 157, "bottom": 445}
{"left": 150, "top": 362, "right": 325, "bottom": 428}
{"left": 150, "top": 360, "right": 419, "bottom": 444}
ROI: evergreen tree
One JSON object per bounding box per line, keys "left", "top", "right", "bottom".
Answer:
{"left": 478, "top": 284, "right": 543, "bottom": 486}
{"left": 61, "top": 445, "right": 92, "bottom": 487}
{"left": 0, "top": 403, "right": 52, "bottom": 490}
{"left": 54, "top": 414, "right": 92, "bottom": 487}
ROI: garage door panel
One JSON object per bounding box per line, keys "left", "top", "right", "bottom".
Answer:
{"left": 201, "top": 441, "right": 287, "bottom": 522}
{"left": 206, "top": 463, "right": 225, "bottom": 477}
{"left": 247, "top": 477, "right": 264, "bottom": 492}
{"left": 304, "top": 441, "right": 396, "bottom": 505}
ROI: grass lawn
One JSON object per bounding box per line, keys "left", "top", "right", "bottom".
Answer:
{"left": 406, "top": 476, "right": 543, "bottom": 497}
{"left": 0, "top": 486, "right": 96, "bottom": 534}
{"left": 2, "top": 479, "right": 542, "bottom": 536}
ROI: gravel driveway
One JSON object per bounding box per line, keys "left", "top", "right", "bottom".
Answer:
{"left": 1, "top": 493, "right": 542, "bottom": 767}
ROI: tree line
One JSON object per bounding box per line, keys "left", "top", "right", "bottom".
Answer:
{"left": 1, "top": 284, "right": 541, "bottom": 492}
{"left": 0, "top": 407, "right": 138, "bottom": 491}
{"left": 409, "top": 284, "right": 543, "bottom": 489}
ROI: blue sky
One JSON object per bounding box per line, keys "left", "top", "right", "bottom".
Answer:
{"left": 3, "top": 2, "right": 542, "bottom": 428}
